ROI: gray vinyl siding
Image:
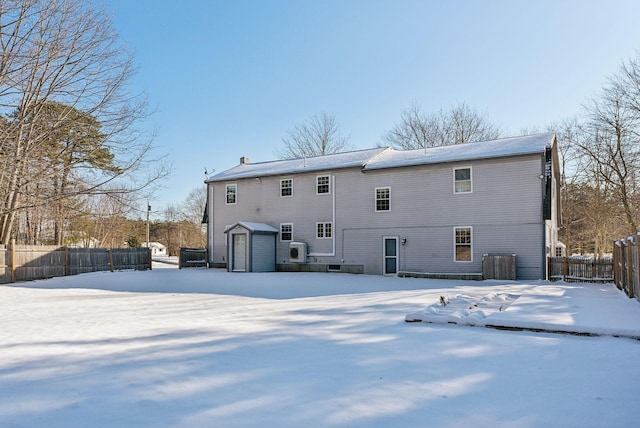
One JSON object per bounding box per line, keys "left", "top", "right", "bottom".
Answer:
{"left": 210, "top": 172, "right": 335, "bottom": 266}
{"left": 208, "top": 153, "right": 548, "bottom": 279}
{"left": 332, "top": 156, "right": 545, "bottom": 278}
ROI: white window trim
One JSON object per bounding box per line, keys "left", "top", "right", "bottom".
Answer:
{"left": 280, "top": 223, "right": 293, "bottom": 242}
{"left": 280, "top": 178, "right": 293, "bottom": 198}
{"left": 316, "top": 175, "right": 331, "bottom": 195}
{"left": 453, "top": 226, "right": 473, "bottom": 263}
{"left": 375, "top": 186, "right": 391, "bottom": 212}
{"left": 316, "top": 222, "right": 333, "bottom": 239}
{"left": 453, "top": 166, "right": 473, "bottom": 194}
{"left": 225, "top": 183, "right": 237, "bottom": 205}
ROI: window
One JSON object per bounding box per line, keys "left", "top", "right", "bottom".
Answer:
{"left": 454, "top": 227, "right": 472, "bottom": 262}
{"left": 280, "top": 178, "right": 293, "bottom": 197}
{"left": 317, "top": 175, "right": 330, "bottom": 194}
{"left": 375, "top": 187, "right": 390, "bottom": 212}
{"left": 316, "top": 222, "right": 332, "bottom": 239}
{"left": 226, "top": 184, "right": 237, "bottom": 204}
{"left": 280, "top": 223, "right": 293, "bottom": 241}
{"left": 454, "top": 167, "right": 472, "bottom": 193}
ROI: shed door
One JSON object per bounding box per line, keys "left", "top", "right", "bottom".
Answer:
{"left": 232, "top": 234, "right": 247, "bottom": 272}
{"left": 383, "top": 236, "right": 398, "bottom": 275}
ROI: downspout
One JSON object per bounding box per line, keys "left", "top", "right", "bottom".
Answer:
{"left": 207, "top": 185, "right": 215, "bottom": 263}
{"left": 542, "top": 147, "right": 551, "bottom": 279}
{"left": 308, "top": 175, "right": 336, "bottom": 257}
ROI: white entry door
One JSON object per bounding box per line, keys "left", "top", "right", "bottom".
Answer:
{"left": 383, "top": 236, "right": 398, "bottom": 275}
{"left": 233, "top": 234, "right": 247, "bottom": 272}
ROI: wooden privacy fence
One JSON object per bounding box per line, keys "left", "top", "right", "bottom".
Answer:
{"left": 179, "top": 247, "right": 208, "bottom": 269}
{"left": 548, "top": 256, "right": 613, "bottom": 283}
{"left": 0, "top": 243, "right": 151, "bottom": 284}
{"left": 613, "top": 234, "right": 640, "bottom": 300}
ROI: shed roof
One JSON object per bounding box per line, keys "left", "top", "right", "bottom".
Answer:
{"left": 224, "top": 221, "right": 278, "bottom": 234}
{"left": 207, "top": 133, "right": 555, "bottom": 182}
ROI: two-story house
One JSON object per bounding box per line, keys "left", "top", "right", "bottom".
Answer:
{"left": 204, "top": 132, "right": 561, "bottom": 280}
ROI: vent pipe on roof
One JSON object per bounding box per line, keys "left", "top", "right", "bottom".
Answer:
{"left": 240, "top": 156, "right": 249, "bottom": 165}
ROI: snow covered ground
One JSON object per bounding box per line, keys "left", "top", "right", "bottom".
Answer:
{"left": 1, "top": 266, "right": 639, "bottom": 427}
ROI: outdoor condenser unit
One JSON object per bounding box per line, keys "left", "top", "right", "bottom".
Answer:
{"left": 289, "top": 242, "right": 307, "bottom": 263}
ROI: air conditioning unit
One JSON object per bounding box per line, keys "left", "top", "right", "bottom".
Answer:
{"left": 289, "top": 242, "right": 307, "bottom": 263}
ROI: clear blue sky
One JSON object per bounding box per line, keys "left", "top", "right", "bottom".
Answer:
{"left": 106, "top": 0, "right": 640, "bottom": 216}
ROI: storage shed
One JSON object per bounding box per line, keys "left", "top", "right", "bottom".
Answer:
{"left": 224, "top": 222, "right": 278, "bottom": 272}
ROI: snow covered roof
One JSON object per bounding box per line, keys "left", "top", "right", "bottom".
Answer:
{"left": 207, "top": 133, "right": 555, "bottom": 182}
{"left": 224, "top": 222, "right": 278, "bottom": 234}
{"left": 362, "top": 132, "right": 556, "bottom": 171}
{"left": 206, "top": 147, "right": 389, "bottom": 182}
{"left": 142, "top": 242, "right": 166, "bottom": 249}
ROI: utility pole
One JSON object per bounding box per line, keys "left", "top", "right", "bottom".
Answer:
{"left": 146, "top": 202, "right": 151, "bottom": 248}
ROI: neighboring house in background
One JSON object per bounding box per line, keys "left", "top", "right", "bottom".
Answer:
{"left": 143, "top": 242, "right": 167, "bottom": 256}
{"left": 66, "top": 235, "right": 100, "bottom": 248}
{"left": 204, "top": 133, "right": 561, "bottom": 279}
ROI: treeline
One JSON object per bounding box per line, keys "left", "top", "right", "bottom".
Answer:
{"left": 9, "top": 186, "right": 206, "bottom": 255}
{"left": 551, "top": 54, "right": 640, "bottom": 256}
{"left": 126, "top": 218, "right": 205, "bottom": 257}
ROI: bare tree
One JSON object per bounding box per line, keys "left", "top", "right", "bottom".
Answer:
{"left": 616, "top": 52, "right": 640, "bottom": 113}
{"left": 276, "top": 112, "right": 352, "bottom": 159}
{"left": 382, "top": 102, "right": 502, "bottom": 149}
{"left": 182, "top": 187, "right": 207, "bottom": 225}
{"left": 0, "top": 0, "right": 169, "bottom": 244}
{"left": 177, "top": 187, "right": 206, "bottom": 248}
{"left": 576, "top": 59, "right": 640, "bottom": 236}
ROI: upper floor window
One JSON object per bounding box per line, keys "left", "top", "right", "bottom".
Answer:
{"left": 280, "top": 178, "right": 293, "bottom": 197}
{"left": 375, "top": 187, "right": 390, "bottom": 212}
{"left": 280, "top": 223, "right": 293, "bottom": 241}
{"left": 454, "top": 167, "right": 472, "bottom": 193}
{"left": 316, "top": 222, "right": 332, "bottom": 239}
{"left": 226, "top": 184, "right": 237, "bottom": 204}
{"left": 454, "top": 226, "right": 472, "bottom": 262}
{"left": 317, "top": 175, "right": 330, "bottom": 194}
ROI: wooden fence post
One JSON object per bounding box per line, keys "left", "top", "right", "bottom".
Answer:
{"left": 148, "top": 248, "right": 152, "bottom": 271}
{"left": 636, "top": 234, "right": 640, "bottom": 299}
{"left": 9, "top": 238, "right": 15, "bottom": 283}
{"left": 618, "top": 240, "right": 624, "bottom": 290}
{"left": 627, "top": 238, "right": 633, "bottom": 297}
{"left": 620, "top": 240, "right": 627, "bottom": 291}
{"left": 562, "top": 256, "right": 569, "bottom": 282}
{"left": 107, "top": 249, "right": 114, "bottom": 272}
{"left": 630, "top": 236, "right": 638, "bottom": 299}
{"left": 64, "top": 246, "right": 69, "bottom": 276}
{"left": 613, "top": 241, "right": 618, "bottom": 289}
